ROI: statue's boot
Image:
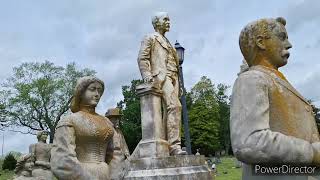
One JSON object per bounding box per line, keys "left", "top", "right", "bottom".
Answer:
{"left": 170, "top": 147, "right": 188, "bottom": 155}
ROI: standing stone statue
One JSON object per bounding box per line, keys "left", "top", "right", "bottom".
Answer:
{"left": 29, "top": 131, "right": 53, "bottom": 180}
{"left": 107, "top": 108, "right": 130, "bottom": 180}
{"left": 51, "top": 76, "right": 114, "bottom": 180}
{"left": 231, "top": 17, "right": 320, "bottom": 180}
{"left": 137, "top": 11, "right": 186, "bottom": 155}
{"left": 124, "top": 12, "right": 212, "bottom": 180}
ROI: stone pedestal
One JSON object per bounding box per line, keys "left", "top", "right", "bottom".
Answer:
{"left": 134, "top": 84, "right": 170, "bottom": 158}
{"left": 125, "top": 84, "right": 213, "bottom": 180}
{"left": 124, "top": 155, "right": 212, "bottom": 180}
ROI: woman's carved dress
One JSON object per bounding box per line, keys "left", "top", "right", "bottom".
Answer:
{"left": 51, "top": 111, "right": 114, "bottom": 180}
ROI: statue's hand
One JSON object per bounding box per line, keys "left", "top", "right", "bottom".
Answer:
{"left": 143, "top": 75, "right": 153, "bottom": 83}
{"left": 312, "top": 142, "right": 320, "bottom": 166}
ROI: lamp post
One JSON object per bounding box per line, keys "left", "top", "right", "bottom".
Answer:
{"left": 175, "top": 41, "right": 192, "bottom": 155}
{"left": 2, "top": 132, "right": 4, "bottom": 157}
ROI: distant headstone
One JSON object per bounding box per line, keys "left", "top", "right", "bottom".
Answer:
{"left": 195, "top": 149, "right": 200, "bottom": 155}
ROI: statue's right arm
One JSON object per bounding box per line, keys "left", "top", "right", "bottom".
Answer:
{"left": 137, "top": 35, "right": 153, "bottom": 82}
{"left": 230, "top": 71, "right": 319, "bottom": 165}
{"left": 50, "top": 117, "right": 91, "bottom": 180}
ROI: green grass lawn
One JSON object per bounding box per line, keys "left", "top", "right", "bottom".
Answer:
{"left": 214, "top": 156, "right": 242, "bottom": 180}
{"left": 0, "top": 170, "right": 14, "bottom": 180}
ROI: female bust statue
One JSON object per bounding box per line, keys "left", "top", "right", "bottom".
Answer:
{"left": 51, "top": 76, "right": 114, "bottom": 180}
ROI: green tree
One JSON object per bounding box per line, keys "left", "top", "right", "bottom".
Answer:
{"left": 188, "top": 76, "right": 223, "bottom": 155}
{"left": 314, "top": 105, "right": 320, "bottom": 122}
{"left": 117, "top": 79, "right": 143, "bottom": 153}
{"left": 2, "top": 153, "right": 17, "bottom": 170}
{"left": 116, "top": 77, "right": 231, "bottom": 156}
{"left": 310, "top": 102, "right": 320, "bottom": 132}
{"left": 6, "top": 151, "right": 22, "bottom": 160}
{"left": 216, "top": 84, "right": 231, "bottom": 155}
{"left": 0, "top": 61, "right": 95, "bottom": 143}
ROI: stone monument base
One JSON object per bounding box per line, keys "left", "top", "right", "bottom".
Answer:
{"left": 124, "top": 155, "right": 213, "bottom": 180}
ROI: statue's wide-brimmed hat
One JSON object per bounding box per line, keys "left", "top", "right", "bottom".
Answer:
{"left": 105, "top": 108, "right": 123, "bottom": 118}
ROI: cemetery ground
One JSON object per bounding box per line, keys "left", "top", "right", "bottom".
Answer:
{"left": 214, "top": 156, "right": 242, "bottom": 180}
{"left": 0, "top": 156, "right": 242, "bottom": 180}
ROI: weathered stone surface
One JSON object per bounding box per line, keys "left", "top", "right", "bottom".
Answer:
{"left": 13, "top": 154, "right": 33, "bottom": 180}
{"left": 137, "top": 84, "right": 165, "bottom": 142}
{"left": 29, "top": 131, "right": 53, "bottom": 180}
{"left": 126, "top": 12, "right": 212, "bottom": 180}
{"left": 138, "top": 139, "right": 170, "bottom": 159}
{"left": 107, "top": 107, "right": 131, "bottom": 180}
{"left": 137, "top": 12, "right": 186, "bottom": 155}
{"left": 124, "top": 155, "right": 213, "bottom": 180}
{"left": 133, "top": 84, "right": 170, "bottom": 159}
{"left": 231, "top": 17, "right": 320, "bottom": 180}
{"left": 51, "top": 76, "right": 114, "bottom": 180}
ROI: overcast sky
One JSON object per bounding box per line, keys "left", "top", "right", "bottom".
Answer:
{"left": 0, "top": 0, "right": 319, "bottom": 155}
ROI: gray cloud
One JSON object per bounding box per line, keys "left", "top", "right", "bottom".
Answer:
{"left": 296, "top": 65, "right": 320, "bottom": 104}
{"left": 284, "top": 0, "right": 320, "bottom": 32}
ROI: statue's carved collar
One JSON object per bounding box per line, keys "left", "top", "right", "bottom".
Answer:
{"left": 251, "top": 65, "right": 288, "bottom": 82}
{"left": 154, "top": 32, "right": 171, "bottom": 51}
{"left": 251, "top": 65, "right": 310, "bottom": 105}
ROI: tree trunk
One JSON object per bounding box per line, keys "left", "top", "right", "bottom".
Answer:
{"left": 225, "top": 143, "right": 229, "bottom": 156}
{"left": 49, "top": 130, "right": 55, "bottom": 143}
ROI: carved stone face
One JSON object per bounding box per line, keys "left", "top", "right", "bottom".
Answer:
{"left": 263, "top": 23, "right": 292, "bottom": 68}
{"left": 157, "top": 14, "right": 170, "bottom": 33}
{"left": 80, "top": 82, "right": 103, "bottom": 107}
{"left": 40, "top": 133, "right": 48, "bottom": 143}
{"left": 111, "top": 119, "right": 120, "bottom": 129}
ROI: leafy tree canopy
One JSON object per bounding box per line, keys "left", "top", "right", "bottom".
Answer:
{"left": 117, "top": 79, "right": 143, "bottom": 153}
{"left": 0, "top": 61, "right": 95, "bottom": 142}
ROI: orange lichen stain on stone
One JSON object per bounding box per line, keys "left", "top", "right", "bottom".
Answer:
{"left": 271, "top": 69, "right": 287, "bottom": 82}
{"left": 269, "top": 84, "right": 296, "bottom": 137}
{"left": 259, "top": 63, "right": 288, "bottom": 81}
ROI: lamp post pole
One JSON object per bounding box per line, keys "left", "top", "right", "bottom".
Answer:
{"left": 175, "top": 41, "right": 192, "bottom": 155}
{"left": 2, "top": 132, "right": 4, "bottom": 157}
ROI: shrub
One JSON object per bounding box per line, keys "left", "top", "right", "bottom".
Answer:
{"left": 2, "top": 153, "right": 17, "bottom": 170}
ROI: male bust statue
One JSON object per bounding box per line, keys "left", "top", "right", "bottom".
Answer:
{"left": 231, "top": 17, "right": 320, "bottom": 180}
{"left": 29, "top": 131, "right": 53, "bottom": 179}
{"left": 137, "top": 12, "right": 186, "bottom": 155}
{"left": 107, "top": 108, "right": 130, "bottom": 180}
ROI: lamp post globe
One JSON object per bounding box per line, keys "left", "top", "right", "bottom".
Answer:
{"left": 174, "top": 41, "right": 185, "bottom": 65}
